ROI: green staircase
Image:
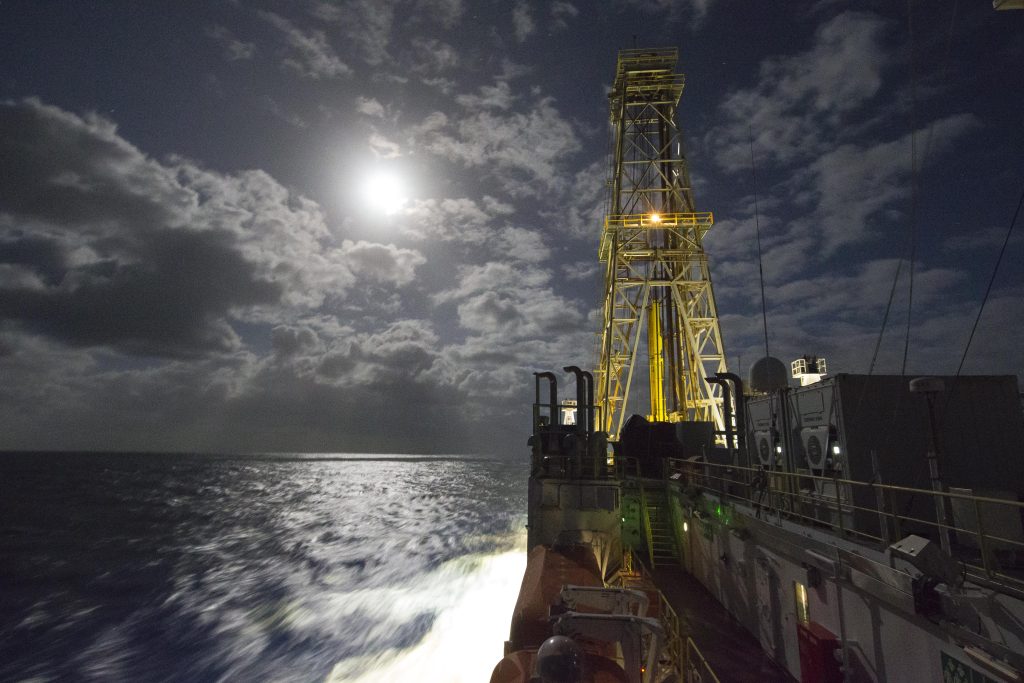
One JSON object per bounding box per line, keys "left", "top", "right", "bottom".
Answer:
{"left": 640, "top": 484, "right": 679, "bottom": 567}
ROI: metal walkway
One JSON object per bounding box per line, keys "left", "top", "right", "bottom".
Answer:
{"left": 649, "top": 564, "right": 794, "bottom": 682}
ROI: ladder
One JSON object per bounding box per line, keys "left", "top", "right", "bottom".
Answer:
{"left": 641, "top": 483, "right": 679, "bottom": 567}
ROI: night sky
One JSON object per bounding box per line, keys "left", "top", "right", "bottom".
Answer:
{"left": 1, "top": 1, "right": 1022, "bottom": 455}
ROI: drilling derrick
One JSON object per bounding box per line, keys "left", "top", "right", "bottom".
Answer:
{"left": 596, "top": 48, "right": 727, "bottom": 439}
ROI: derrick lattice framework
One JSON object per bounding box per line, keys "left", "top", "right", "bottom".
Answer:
{"left": 596, "top": 48, "right": 727, "bottom": 439}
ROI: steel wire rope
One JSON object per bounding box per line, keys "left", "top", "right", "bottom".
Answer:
{"left": 899, "top": 180, "right": 1024, "bottom": 530}
{"left": 748, "top": 127, "right": 781, "bottom": 488}
{"left": 950, "top": 184, "right": 1024, "bottom": 390}
{"left": 748, "top": 127, "right": 771, "bottom": 365}
{"left": 867, "top": 0, "right": 924, "bottom": 497}
{"left": 864, "top": 0, "right": 961, "bottom": 383}
{"left": 820, "top": 2, "right": 968, "bottom": 534}
{"left": 902, "top": 0, "right": 962, "bottom": 379}
{"left": 854, "top": 0, "right": 961, "bottom": 469}
{"left": 902, "top": 0, "right": 921, "bottom": 376}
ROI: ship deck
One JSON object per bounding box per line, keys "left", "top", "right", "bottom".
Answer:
{"left": 650, "top": 565, "right": 794, "bottom": 682}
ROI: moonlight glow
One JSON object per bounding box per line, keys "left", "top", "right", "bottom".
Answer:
{"left": 361, "top": 171, "right": 408, "bottom": 215}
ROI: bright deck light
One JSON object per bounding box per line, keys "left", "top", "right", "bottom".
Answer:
{"left": 648, "top": 212, "right": 661, "bottom": 223}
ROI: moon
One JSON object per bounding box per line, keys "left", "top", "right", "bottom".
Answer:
{"left": 361, "top": 170, "right": 407, "bottom": 215}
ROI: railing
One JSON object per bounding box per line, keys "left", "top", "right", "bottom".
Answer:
{"left": 664, "top": 458, "right": 1024, "bottom": 597}
{"left": 638, "top": 484, "right": 656, "bottom": 568}
{"left": 604, "top": 212, "right": 714, "bottom": 229}
{"left": 532, "top": 454, "right": 641, "bottom": 480}
{"left": 618, "top": 548, "right": 719, "bottom": 682}
{"left": 599, "top": 213, "right": 715, "bottom": 261}
{"left": 684, "top": 637, "right": 720, "bottom": 683}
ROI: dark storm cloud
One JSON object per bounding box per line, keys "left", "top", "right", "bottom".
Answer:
{"left": 0, "top": 228, "right": 279, "bottom": 356}
{"left": 0, "top": 235, "right": 65, "bottom": 286}
{"left": 0, "top": 99, "right": 193, "bottom": 230}
{"left": 0, "top": 99, "right": 425, "bottom": 357}
{"left": 271, "top": 324, "right": 321, "bottom": 357}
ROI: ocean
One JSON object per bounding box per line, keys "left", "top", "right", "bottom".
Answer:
{"left": 0, "top": 452, "right": 528, "bottom": 682}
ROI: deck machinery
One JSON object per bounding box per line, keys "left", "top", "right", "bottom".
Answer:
{"left": 493, "top": 48, "right": 1024, "bottom": 683}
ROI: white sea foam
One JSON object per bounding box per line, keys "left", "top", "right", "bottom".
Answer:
{"left": 326, "top": 537, "right": 526, "bottom": 683}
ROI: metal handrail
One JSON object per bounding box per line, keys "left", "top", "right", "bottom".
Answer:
{"left": 618, "top": 548, "right": 720, "bottom": 682}
{"left": 684, "top": 636, "right": 721, "bottom": 683}
{"left": 638, "top": 484, "right": 656, "bottom": 568}
{"left": 663, "top": 458, "right": 1024, "bottom": 595}
{"left": 604, "top": 212, "right": 714, "bottom": 228}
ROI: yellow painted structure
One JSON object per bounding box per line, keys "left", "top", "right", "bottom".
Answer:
{"left": 595, "top": 48, "right": 727, "bottom": 439}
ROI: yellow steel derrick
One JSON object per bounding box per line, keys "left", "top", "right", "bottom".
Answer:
{"left": 595, "top": 48, "right": 727, "bottom": 439}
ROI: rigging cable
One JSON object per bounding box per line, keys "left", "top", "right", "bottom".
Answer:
{"left": 749, "top": 127, "right": 779, "bottom": 472}
{"left": 869, "top": 0, "right": 961, "bottom": 381}
{"left": 749, "top": 127, "right": 770, "bottom": 362}
{"left": 901, "top": 0, "right": 920, "bottom": 375}
{"left": 953, "top": 184, "right": 1023, "bottom": 379}
{"left": 858, "top": 0, "right": 960, "bottom": 416}
{"left": 907, "top": 180, "right": 1024, "bottom": 520}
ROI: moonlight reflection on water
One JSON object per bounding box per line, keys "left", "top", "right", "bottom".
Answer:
{"left": 0, "top": 452, "right": 526, "bottom": 682}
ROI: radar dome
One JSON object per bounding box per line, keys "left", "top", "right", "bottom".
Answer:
{"left": 749, "top": 356, "right": 788, "bottom": 393}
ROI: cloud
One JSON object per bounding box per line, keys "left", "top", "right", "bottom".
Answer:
{"left": 401, "top": 196, "right": 514, "bottom": 243}
{"left": 205, "top": 25, "right": 256, "bottom": 61}
{"left": 414, "top": 98, "right": 581, "bottom": 197}
{"left": 455, "top": 81, "right": 515, "bottom": 111}
{"left": 549, "top": 158, "right": 606, "bottom": 239}
{"left": 435, "top": 262, "right": 552, "bottom": 303}
{"left": 437, "top": 261, "right": 585, "bottom": 340}
{"left": 313, "top": 318, "right": 441, "bottom": 387}
{"left": 368, "top": 131, "right": 402, "bottom": 158}
{"left": 0, "top": 98, "right": 423, "bottom": 357}
{"left": 338, "top": 240, "right": 426, "bottom": 286}
{"left": 787, "top": 114, "right": 979, "bottom": 253}
{"left": 0, "top": 226, "right": 276, "bottom": 356}
{"left": 701, "top": 9, "right": 979, "bottom": 265}
{"left": 550, "top": 2, "right": 579, "bottom": 31}
{"left": 271, "top": 324, "right": 322, "bottom": 357}
{"left": 500, "top": 227, "right": 549, "bottom": 264}
{"left": 615, "top": 0, "right": 716, "bottom": 24}
{"left": 410, "top": 38, "right": 460, "bottom": 75}
{"left": 512, "top": 2, "right": 535, "bottom": 42}
{"left": 706, "top": 11, "right": 892, "bottom": 172}
{"left": 415, "top": 0, "right": 464, "bottom": 29}
{"left": 561, "top": 260, "right": 601, "bottom": 282}
{"left": 310, "top": 0, "right": 395, "bottom": 67}
{"left": 259, "top": 11, "right": 351, "bottom": 79}
{"left": 355, "top": 96, "right": 387, "bottom": 117}
{"left": 262, "top": 96, "right": 310, "bottom": 129}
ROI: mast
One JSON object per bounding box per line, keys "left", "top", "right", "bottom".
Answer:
{"left": 595, "top": 48, "right": 727, "bottom": 439}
